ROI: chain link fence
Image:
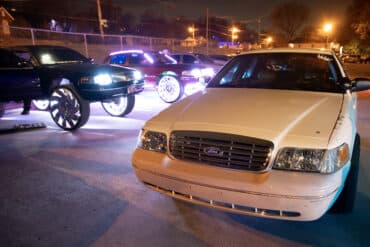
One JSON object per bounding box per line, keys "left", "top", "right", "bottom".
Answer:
{"left": 0, "top": 26, "right": 237, "bottom": 63}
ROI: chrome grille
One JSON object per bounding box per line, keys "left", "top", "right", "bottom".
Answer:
{"left": 169, "top": 131, "right": 274, "bottom": 171}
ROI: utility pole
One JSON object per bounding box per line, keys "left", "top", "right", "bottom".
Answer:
{"left": 206, "top": 8, "right": 209, "bottom": 55}
{"left": 257, "top": 18, "right": 261, "bottom": 48}
{"left": 96, "top": 0, "right": 104, "bottom": 36}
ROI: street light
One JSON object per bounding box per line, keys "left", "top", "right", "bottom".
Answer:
{"left": 188, "top": 25, "right": 196, "bottom": 52}
{"left": 230, "top": 27, "right": 240, "bottom": 46}
{"left": 266, "top": 36, "right": 273, "bottom": 47}
{"left": 323, "top": 23, "right": 333, "bottom": 49}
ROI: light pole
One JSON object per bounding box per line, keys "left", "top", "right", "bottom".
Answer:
{"left": 188, "top": 25, "right": 196, "bottom": 52}
{"left": 96, "top": 0, "right": 104, "bottom": 37}
{"left": 230, "top": 27, "right": 240, "bottom": 47}
{"left": 323, "top": 23, "right": 333, "bottom": 49}
{"left": 265, "top": 36, "right": 273, "bottom": 48}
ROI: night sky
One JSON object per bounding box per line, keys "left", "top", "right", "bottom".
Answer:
{"left": 119, "top": 0, "right": 352, "bottom": 25}
{"left": 2, "top": 0, "right": 354, "bottom": 29}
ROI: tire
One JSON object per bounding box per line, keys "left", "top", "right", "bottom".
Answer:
{"left": 0, "top": 103, "right": 5, "bottom": 118}
{"left": 157, "top": 75, "right": 183, "bottom": 103}
{"left": 330, "top": 134, "right": 360, "bottom": 214}
{"left": 101, "top": 95, "right": 135, "bottom": 117}
{"left": 32, "top": 99, "right": 50, "bottom": 111}
{"left": 49, "top": 86, "right": 90, "bottom": 130}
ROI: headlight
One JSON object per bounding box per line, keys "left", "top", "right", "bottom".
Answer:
{"left": 81, "top": 71, "right": 143, "bottom": 86}
{"left": 112, "top": 71, "right": 142, "bottom": 82}
{"left": 182, "top": 68, "right": 215, "bottom": 78}
{"left": 191, "top": 69, "right": 202, "bottom": 78}
{"left": 273, "top": 143, "right": 349, "bottom": 174}
{"left": 201, "top": 68, "right": 215, "bottom": 77}
{"left": 133, "top": 71, "right": 143, "bottom": 81}
{"left": 137, "top": 129, "right": 167, "bottom": 153}
{"left": 94, "top": 74, "right": 112, "bottom": 85}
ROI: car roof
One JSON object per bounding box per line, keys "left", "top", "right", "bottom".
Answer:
{"left": 8, "top": 45, "right": 71, "bottom": 49}
{"left": 242, "top": 48, "right": 334, "bottom": 56}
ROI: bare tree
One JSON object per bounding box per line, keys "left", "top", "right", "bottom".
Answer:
{"left": 269, "top": 1, "right": 310, "bottom": 43}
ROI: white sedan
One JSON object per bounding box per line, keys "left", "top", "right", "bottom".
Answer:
{"left": 132, "top": 48, "right": 370, "bottom": 221}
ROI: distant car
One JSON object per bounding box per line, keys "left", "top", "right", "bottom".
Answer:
{"left": 171, "top": 53, "right": 222, "bottom": 71}
{"left": 132, "top": 48, "right": 370, "bottom": 221}
{"left": 105, "top": 50, "right": 215, "bottom": 103}
{"left": 360, "top": 54, "right": 370, "bottom": 64}
{"left": 342, "top": 54, "right": 361, "bottom": 63}
{"left": 0, "top": 45, "right": 144, "bottom": 130}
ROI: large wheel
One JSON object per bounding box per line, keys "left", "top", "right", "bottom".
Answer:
{"left": 32, "top": 100, "right": 50, "bottom": 111}
{"left": 0, "top": 103, "right": 5, "bottom": 118}
{"left": 330, "top": 134, "right": 360, "bottom": 214}
{"left": 157, "top": 75, "right": 183, "bottom": 103}
{"left": 49, "top": 86, "right": 90, "bottom": 130}
{"left": 101, "top": 95, "right": 135, "bottom": 117}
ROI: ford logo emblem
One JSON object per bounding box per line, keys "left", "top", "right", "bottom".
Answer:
{"left": 203, "top": 147, "right": 224, "bottom": 157}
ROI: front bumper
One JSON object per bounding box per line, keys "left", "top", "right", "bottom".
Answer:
{"left": 77, "top": 80, "right": 144, "bottom": 101}
{"left": 132, "top": 148, "right": 345, "bottom": 221}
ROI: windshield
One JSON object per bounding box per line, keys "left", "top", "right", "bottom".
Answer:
{"left": 195, "top": 54, "right": 215, "bottom": 64}
{"left": 148, "top": 52, "right": 177, "bottom": 64}
{"left": 208, "top": 53, "right": 344, "bottom": 93}
{"left": 33, "top": 47, "right": 89, "bottom": 65}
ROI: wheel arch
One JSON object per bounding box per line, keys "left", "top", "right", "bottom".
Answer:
{"left": 157, "top": 71, "right": 180, "bottom": 84}
{"left": 47, "top": 77, "right": 75, "bottom": 95}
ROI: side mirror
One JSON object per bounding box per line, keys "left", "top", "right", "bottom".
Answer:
{"left": 352, "top": 78, "right": 370, "bottom": 92}
{"left": 88, "top": 57, "right": 95, "bottom": 64}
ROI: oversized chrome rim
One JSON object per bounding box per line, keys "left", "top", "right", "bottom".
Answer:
{"left": 32, "top": 100, "right": 50, "bottom": 110}
{"left": 49, "top": 88, "right": 82, "bottom": 130}
{"left": 102, "top": 97, "right": 128, "bottom": 116}
{"left": 157, "top": 76, "right": 181, "bottom": 103}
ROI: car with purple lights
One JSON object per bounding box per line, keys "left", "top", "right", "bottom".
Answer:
{"left": 170, "top": 53, "right": 222, "bottom": 71}
{"left": 104, "top": 50, "right": 215, "bottom": 103}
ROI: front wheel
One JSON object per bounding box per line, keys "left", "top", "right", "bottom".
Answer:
{"left": 101, "top": 95, "right": 135, "bottom": 117}
{"left": 49, "top": 86, "right": 90, "bottom": 130}
{"left": 32, "top": 100, "right": 50, "bottom": 111}
{"left": 157, "top": 75, "right": 183, "bottom": 103}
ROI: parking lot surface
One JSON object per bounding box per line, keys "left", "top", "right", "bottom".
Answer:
{"left": 1, "top": 64, "right": 370, "bottom": 247}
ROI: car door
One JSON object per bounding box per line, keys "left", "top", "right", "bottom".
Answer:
{"left": 0, "top": 49, "right": 41, "bottom": 101}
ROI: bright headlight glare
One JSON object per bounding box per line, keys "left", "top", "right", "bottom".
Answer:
{"left": 133, "top": 71, "right": 143, "bottom": 80}
{"left": 201, "top": 68, "right": 215, "bottom": 77}
{"left": 138, "top": 129, "right": 167, "bottom": 153}
{"left": 273, "top": 143, "right": 349, "bottom": 174}
{"left": 94, "top": 74, "right": 112, "bottom": 85}
{"left": 183, "top": 68, "right": 214, "bottom": 78}
{"left": 191, "top": 69, "right": 202, "bottom": 78}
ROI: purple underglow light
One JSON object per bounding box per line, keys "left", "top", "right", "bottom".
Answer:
{"left": 109, "top": 49, "right": 144, "bottom": 56}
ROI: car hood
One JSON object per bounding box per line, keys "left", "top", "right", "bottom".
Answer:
{"left": 146, "top": 88, "right": 344, "bottom": 148}
{"left": 41, "top": 63, "right": 134, "bottom": 76}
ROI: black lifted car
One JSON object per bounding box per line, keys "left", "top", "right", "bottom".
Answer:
{"left": 0, "top": 45, "right": 144, "bottom": 130}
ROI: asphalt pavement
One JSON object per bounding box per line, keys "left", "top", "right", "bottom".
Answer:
{"left": 1, "top": 64, "right": 370, "bottom": 247}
